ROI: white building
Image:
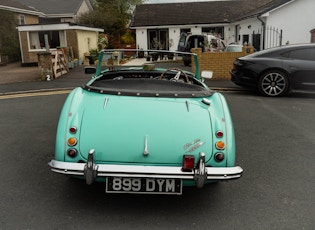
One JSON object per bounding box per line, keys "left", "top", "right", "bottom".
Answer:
{"left": 131, "top": 0, "right": 315, "bottom": 52}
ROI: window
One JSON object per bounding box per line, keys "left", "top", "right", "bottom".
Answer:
{"left": 28, "top": 30, "right": 66, "bottom": 50}
{"left": 285, "top": 48, "right": 315, "bottom": 61}
{"left": 202, "top": 27, "right": 224, "bottom": 39}
{"left": 147, "top": 29, "right": 169, "bottom": 50}
{"left": 180, "top": 28, "right": 191, "bottom": 34}
{"left": 29, "top": 32, "right": 41, "bottom": 49}
{"left": 242, "top": 35, "right": 249, "bottom": 45}
{"left": 19, "top": 15, "right": 25, "bottom": 25}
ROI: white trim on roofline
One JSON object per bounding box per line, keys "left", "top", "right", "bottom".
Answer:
{"left": 261, "top": 0, "right": 295, "bottom": 17}
{"left": 17, "top": 23, "right": 104, "bottom": 32}
{"left": 0, "top": 5, "right": 44, "bottom": 16}
{"left": 131, "top": 23, "right": 229, "bottom": 29}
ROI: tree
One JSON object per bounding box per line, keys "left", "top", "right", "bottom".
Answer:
{"left": 0, "top": 10, "right": 21, "bottom": 61}
{"left": 79, "top": 0, "right": 144, "bottom": 48}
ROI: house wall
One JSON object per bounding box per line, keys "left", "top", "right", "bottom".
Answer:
{"left": 191, "top": 47, "right": 254, "bottom": 80}
{"left": 311, "top": 29, "right": 315, "bottom": 43}
{"left": 133, "top": 0, "right": 315, "bottom": 52}
{"left": 235, "top": 18, "right": 263, "bottom": 50}
{"left": 136, "top": 29, "right": 148, "bottom": 50}
{"left": 66, "top": 30, "right": 79, "bottom": 60}
{"left": 75, "top": 30, "right": 99, "bottom": 62}
{"left": 263, "top": 0, "right": 315, "bottom": 45}
{"left": 224, "top": 25, "right": 237, "bottom": 44}
{"left": 136, "top": 25, "right": 231, "bottom": 52}
{"left": 19, "top": 31, "right": 39, "bottom": 63}
{"left": 76, "top": 0, "right": 93, "bottom": 17}
{"left": 18, "top": 14, "right": 39, "bottom": 24}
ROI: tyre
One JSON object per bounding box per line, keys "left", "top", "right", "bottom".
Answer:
{"left": 258, "top": 70, "right": 289, "bottom": 97}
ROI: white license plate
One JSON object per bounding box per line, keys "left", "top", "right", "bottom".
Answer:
{"left": 106, "top": 177, "right": 182, "bottom": 195}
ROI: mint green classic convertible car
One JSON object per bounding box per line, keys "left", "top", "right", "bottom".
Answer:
{"left": 49, "top": 50, "right": 243, "bottom": 195}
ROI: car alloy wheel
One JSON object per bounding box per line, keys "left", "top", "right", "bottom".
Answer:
{"left": 258, "top": 70, "right": 289, "bottom": 97}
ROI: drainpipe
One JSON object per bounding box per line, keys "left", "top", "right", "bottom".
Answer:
{"left": 257, "top": 15, "right": 265, "bottom": 50}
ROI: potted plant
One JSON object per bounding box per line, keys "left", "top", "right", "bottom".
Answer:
{"left": 151, "top": 52, "right": 159, "bottom": 61}
{"left": 167, "top": 52, "right": 174, "bottom": 60}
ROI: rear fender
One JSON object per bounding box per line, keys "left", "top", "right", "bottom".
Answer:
{"left": 209, "top": 92, "right": 236, "bottom": 167}
{"left": 55, "top": 87, "right": 85, "bottom": 161}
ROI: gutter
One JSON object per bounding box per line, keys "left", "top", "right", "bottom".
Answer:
{"left": 0, "top": 5, "right": 44, "bottom": 16}
{"left": 257, "top": 15, "right": 265, "bottom": 50}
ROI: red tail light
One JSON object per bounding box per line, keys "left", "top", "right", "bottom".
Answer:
{"left": 67, "top": 148, "right": 77, "bottom": 158}
{"left": 69, "top": 126, "right": 77, "bottom": 134}
{"left": 182, "top": 155, "right": 195, "bottom": 171}
{"left": 216, "top": 131, "right": 223, "bottom": 138}
{"left": 214, "top": 153, "right": 224, "bottom": 162}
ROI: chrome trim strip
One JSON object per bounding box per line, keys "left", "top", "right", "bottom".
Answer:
{"left": 143, "top": 135, "right": 149, "bottom": 156}
{"left": 48, "top": 160, "right": 243, "bottom": 181}
{"left": 185, "top": 100, "right": 190, "bottom": 112}
{"left": 103, "top": 97, "right": 109, "bottom": 110}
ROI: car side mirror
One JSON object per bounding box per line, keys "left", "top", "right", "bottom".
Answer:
{"left": 85, "top": 67, "right": 96, "bottom": 74}
{"left": 201, "top": 70, "right": 213, "bottom": 82}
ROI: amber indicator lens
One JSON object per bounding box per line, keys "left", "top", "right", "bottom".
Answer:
{"left": 215, "top": 141, "right": 225, "bottom": 150}
{"left": 67, "top": 137, "right": 77, "bottom": 146}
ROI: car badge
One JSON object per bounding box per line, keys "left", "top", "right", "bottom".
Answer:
{"left": 184, "top": 138, "right": 205, "bottom": 153}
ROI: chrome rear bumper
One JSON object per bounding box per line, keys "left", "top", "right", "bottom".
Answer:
{"left": 49, "top": 151, "right": 243, "bottom": 188}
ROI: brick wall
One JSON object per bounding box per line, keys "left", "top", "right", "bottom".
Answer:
{"left": 191, "top": 46, "right": 255, "bottom": 80}
{"left": 66, "top": 30, "right": 79, "bottom": 59}
{"left": 20, "top": 31, "right": 39, "bottom": 63}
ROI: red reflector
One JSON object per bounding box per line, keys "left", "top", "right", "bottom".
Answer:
{"left": 69, "top": 127, "right": 77, "bottom": 134}
{"left": 182, "top": 155, "right": 195, "bottom": 171}
{"left": 67, "top": 148, "right": 77, "bottom": 158}
{"left": 216, "top": 131, "right": 223, "bottom": 138}
{"left": 214, "top": 153, "right": 224, "bottom": 162}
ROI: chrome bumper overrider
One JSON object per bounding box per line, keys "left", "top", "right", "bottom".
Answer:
{"left": 48, "top": 151, "right": 243, "bottom": 188}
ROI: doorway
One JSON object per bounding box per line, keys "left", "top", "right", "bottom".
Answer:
{"left": 148, "top": 29, "right": 169, "bottom": 50}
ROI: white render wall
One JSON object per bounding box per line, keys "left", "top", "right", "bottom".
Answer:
{"left": 234, "top": 18, "right": 264, "bottom": 45}
{"left": 136, "top": 29, "right": 148, "bottom": 50}
{"left": 134, "top": 0, "right": 315, "bottom": 52}
{"left": 263, "top": 0, "right": 315, "bottom": 45}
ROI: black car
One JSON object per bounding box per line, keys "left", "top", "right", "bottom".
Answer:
{"left": 230, "top": 43, "right": 315, "bottom": 96}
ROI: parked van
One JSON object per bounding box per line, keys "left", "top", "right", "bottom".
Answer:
{"left": 178, "top": 33, "right": 226, "bottom": 66}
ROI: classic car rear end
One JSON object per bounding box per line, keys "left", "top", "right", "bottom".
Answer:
{"left": 49, "top": 50, "right": 243, "bottom": 194}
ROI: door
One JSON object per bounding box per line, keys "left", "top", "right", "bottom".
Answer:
{"left": 148, "top": 29, "right": 169, "bottom": 50}
{"left": 178, "top": 32, "right": 187, "bottom": 52}
{"left": 252, "top": 33, "right": 261, "bottom": 51}
{"left": 284, "top": 47, "right": 315, "bottom": 90}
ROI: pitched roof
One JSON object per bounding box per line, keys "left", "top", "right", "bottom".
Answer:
{"left": 0, "top": 0, "right": 42, "bottom": 15}
{"left": 234, "top": 0, "right": 294, "bottom": 21}
{"left": 131, "top": 0, "right": 293, "bottom": 27}
{"left": 16, "top": 0, "right": 89, "bottom": 15}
